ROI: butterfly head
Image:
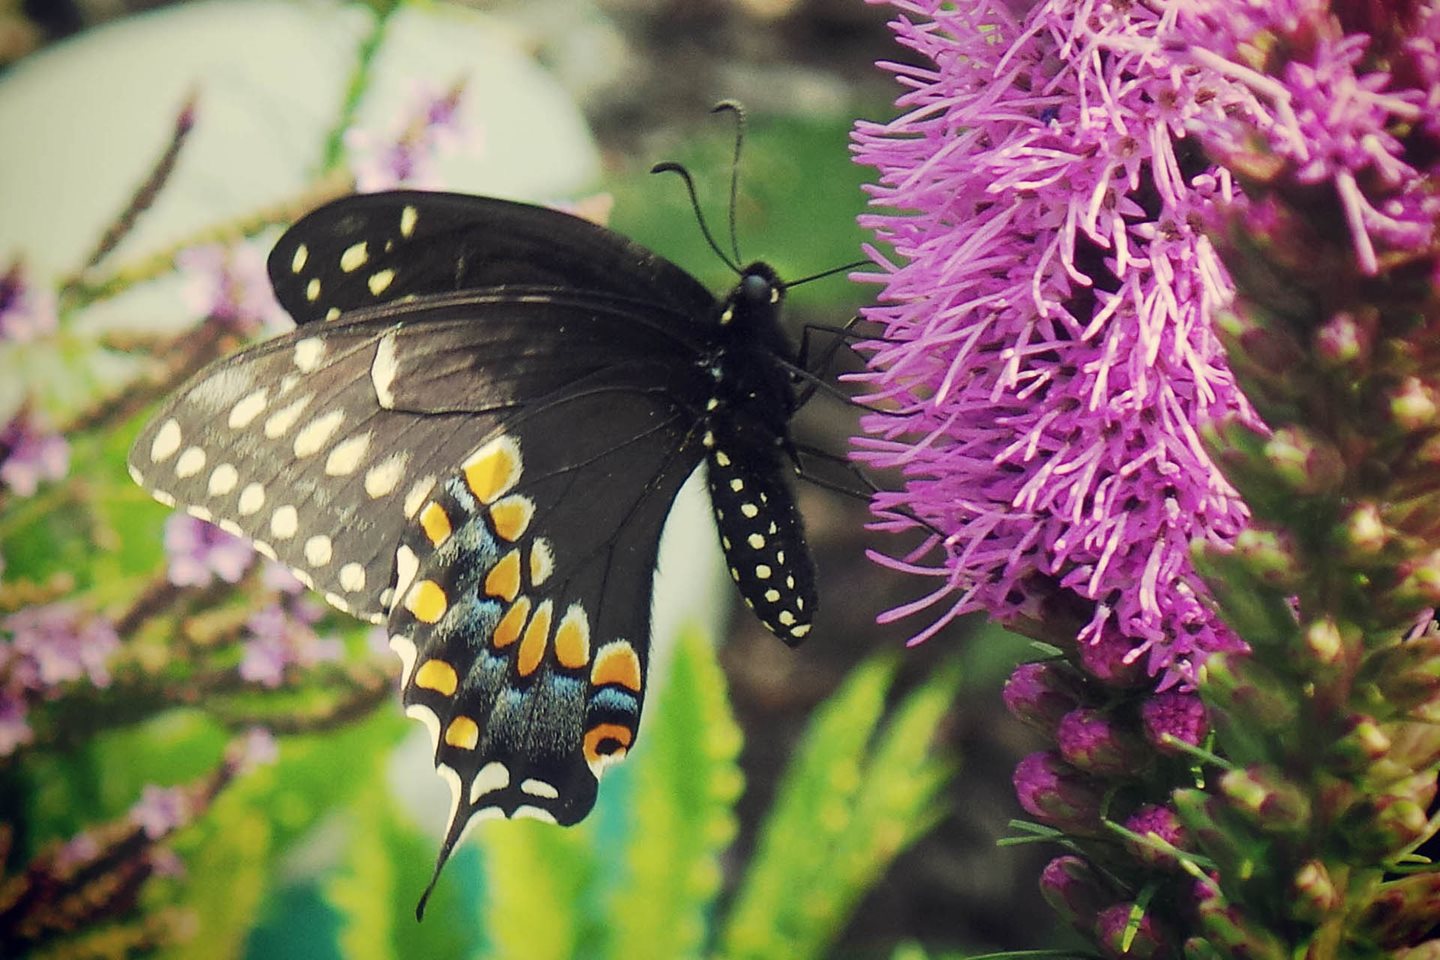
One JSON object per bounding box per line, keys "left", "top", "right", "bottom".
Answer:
{"left": 720, "top": 262, "right": 784, "bottom": 328}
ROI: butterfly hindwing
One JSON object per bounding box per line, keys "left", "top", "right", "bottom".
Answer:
{"left": 267, "top": 191, "right": 718, "bottom": 326}
{"left": 388, "top": 375, "right": 703, "bottom": 874}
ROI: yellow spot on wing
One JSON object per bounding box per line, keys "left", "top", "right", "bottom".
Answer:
{"left": 484, "top": 550, "right": 522, "bottom": 602}
{"left": 463, "top": 436, "right": 521, "bottom": 503}
{"left": 400, "top": 205, "right": 419, "bottom": 238}
{"left": 406, "top": 580, "right": 448, "bottom": 623}
{"left": 419, "top": 501, "right": 452, "bottom": 546}
{"left": 489, "top": 495, "right": 534, "bottom": 542}
{"left": 368, "top": 268, "right": 395, "bottom": 295}
{"left": 444, "top": 716, "right": 480, "bottom": 750}
{"left": 591, "top": 641, "right": 642, "bottom": 693}
{"left": 306, "top": 277, "right": 321, "bottom": 302}
{"left": 340, "top": 241, "right": 368, "bottom": 272}
{"left": 517, "top": 600, "right": 553, "bottom": 677}
{"left": 492, "top": 597, "right": 531, "bottom": 649}
{"left": 554, "top": 606, "right": 591, "bottom": 669}
{"left": 415, "top": 658, "right": 458, "bottom": 696}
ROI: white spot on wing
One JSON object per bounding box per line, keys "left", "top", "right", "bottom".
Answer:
{"left": 238, "top": 482, "right": 265, "bottom": 516}
{"left": 394, "top": 544, "right": 418, "bottom": 600}
{"left": 208, "top": 463, "right": 239, "bottom": 496}
{"left": 389, "top": 632, "right": 418, "bottom": 685}
{"left": 513, "top": 806, "right": 558, "bottom": 824}
{"left": 520, "top": 778, "right": 559, "bottom": 799}
{"left": 339, "top": 561, "right": 366, "bottom": 592}
{"left": 293, "top": 337, "right": 325, "bottom": 373}
{"left": 325, "top": 432, "right": 371, "bottom": 476}
{"left": 264, "top": 394, "right": 313, "bottom": 439}
{"left": 228, "top": 388, "right": 268, "bottom": 429}
{"left": 365, "top": 452, "right": 408, "bottom": 499}
{"left": 371, "top": 332, "right": 399, "bottom": 408}
{"left": 293, "top": 409, "right": 346, "bottom": 458}
{"left": 150, "top": 419, "right": 182, "bottom": 462}
{"left": 403, "top": 475, "right": 436, "bottom": 518}
{"left": 304, "top": 534, "right": 333, "bottom": 566}
{"left": 175, "top": 446, "right": 206, "bottom": 478}
{"left": 471, "top": 762, "right": 510, "bottom": 800}
{"left": 270, "top": 505, "right": 299, "bottom": 539}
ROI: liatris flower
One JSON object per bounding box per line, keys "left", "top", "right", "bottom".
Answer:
{"left": 345, "top": 79, "right": 478, "bottom": 191}
{"left": 852, "top": 0, "right": 1258, "bottom": 686}
{"left": 0, "top": 406, "right": 68, "bottom": 497}
{"left": 0, "top": 260, "right": 57, "bottom": 342}
{"left": 176, "top": 241, "right": 289, "bottom": 337}
{"left": 860, "top": 0, "right": 1440, "bottom": 958}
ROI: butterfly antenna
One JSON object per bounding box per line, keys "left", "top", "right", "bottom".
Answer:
{"left": 652, "top": 161, "right": 741, "bottom": 274}
{"left": 711, "top": 99, "right": 746, "bottom": 266}
{"left": 786, "top": 258, "right": 870, "bottom": 288}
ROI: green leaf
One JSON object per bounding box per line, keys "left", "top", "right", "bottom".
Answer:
{"left": 719, "top": 653, "right": 962, "bottom": 960}
{"left": 610, "top": 628, "right": 744, "bottom": 960}
{"left": 477, "top": 817, "right": 602, "bottom": 960}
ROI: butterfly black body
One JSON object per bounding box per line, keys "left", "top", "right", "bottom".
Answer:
{"left": 127, "top": 190, "right": 817, "bottom": 900}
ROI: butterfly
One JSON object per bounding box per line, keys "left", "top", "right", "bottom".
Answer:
{"left": 127, "top": 183, "right": 821, "bottom": 911}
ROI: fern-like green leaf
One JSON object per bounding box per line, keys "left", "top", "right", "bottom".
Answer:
{"left": 478, "top": 817, "right": 601, "bottom": 960}
{"left": 716, "top": 655, "right": 961, "bottom": 960}
{"left": 610, "top": 628, "right": 744, "bottom": 960}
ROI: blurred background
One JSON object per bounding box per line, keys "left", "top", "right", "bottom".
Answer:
{"left": 0, "top": 1, "right": 1056, "bottom": 956}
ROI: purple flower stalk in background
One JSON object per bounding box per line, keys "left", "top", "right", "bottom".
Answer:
{"left": 851, "top": 0, "right": 1265, "bottom": 686}
{"left": 238, "top": 599, "right": 342, "bottom": 688}
{"left": 0, "top": 603, "right": 119, "bottom": 757}
{"left": 0, "top": 261, "right": 57, "bottom": 342}
{"left": 176, "top": 241, "right": 290, "bottom": 337}
{"left": 346, "top": 79, "right": 478, "bottom": 191}
{"left": 0, "top": 406, "right": 68, "bottom": 497}
{"left": 163, "top": 513, "right": 255, "bottom": 588}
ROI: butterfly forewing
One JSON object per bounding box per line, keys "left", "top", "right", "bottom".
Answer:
{"left": 268, "top": 191, "right": 718, "bottom": 326}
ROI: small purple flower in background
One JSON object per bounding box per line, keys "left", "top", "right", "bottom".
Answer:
{"left": 346, "top": 79, "right": 479, "bottom": 191}
{"left": 0, "top": 407, "right": 68, "bottom": 497}
{"left": 163, "top": 513, "right": 255, "bottom": 587}
{"left": 0, "top": 603, "right": 119, "bottom": 757}
{"left": 260, "top": 560, "right": 305, "bottom": 595}
{"left": 0, "top": 261, "right": 57, "bottom": 342}
{"left": 232, "top": 726, "right": 278, "bottom": 772}
{"left": 238, "top": 599, "right": 342, "bottom": 688}
{"left": 851, "top": 0, "right": 1265, "bottom": 686}
{"left": 131, "top": 784, "right": 190, "bottom": 840}
{"left": 177, "top": 241, "right": 290, "bottom": 337}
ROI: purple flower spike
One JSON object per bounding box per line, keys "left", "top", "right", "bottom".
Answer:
{"left": 239, "top": 601, "right": 342, "bottom": 688}
{"left": 852, "top": 0, "right": 1261, "bottom": 686}
{"left": 346, "top": 79, "right": 480, "bottom": 192}
{"left": 0, "top": 408, "right": 69, "bottom": 497}
{"left": 177, "top": 241, "right": 290, "bottom": 337}
{"left": 163, "top": 513, "right": 255, "bottom": 588}
{"left": 0, "top": 261, "right": 57, "bottom": 342}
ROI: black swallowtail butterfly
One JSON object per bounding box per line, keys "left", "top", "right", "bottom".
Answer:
{"left": 128, "top": 179, "right": 823, "bottom": 910}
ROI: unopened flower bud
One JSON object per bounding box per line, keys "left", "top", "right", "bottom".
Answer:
{"left": 1171, "top": 789, "right": 1255, "bottom": 877}
{"left": 1095, "top": 903, "right": 1173, "bottom": 960}
{"left": 1141, "top": 691, "right": 1209, "bottom": 755}
{"left": 1004, "top": 662, "right": 1083, "bottom": 732}
{"left": 1201, "top": 652, "right": 1298, "bottom": 732}
{"left": 1014, "top": 751, "right": 1103, "bottom": 834}
{"left": 1076, "top": 626, "right": 1147, "bottom": 687}
{"left": 1314, "top": 310, "right": 1372, "bottom": 366}
{"left": 1233, "top": 526, "right": 1301, "bottom": 589}
{"left": 1394, "top": 940, "right": 1440, "bottom": 960}
{"left": 1392, "top": 377, "right": 1438, "bottom": 432}
{"left": 1298, "top": 617, "right": 1349, "bottom": 668}
{"left": 1342, "top": 503, "right": 1389, "bottom": 556}
{"left": 1040, "top": 855, "right": 1111, "bottom": 930}
{"left": 1121, "top": 804, "right": 1188, "bottom": 870}
{"left": 1288, "top": 859, "right": 1339, "bottom": 923}
{"left": 1395, "top": 549, "right": 1440, "bottom": 607}
{"left": 1195, "top": 894, "right": 1288, "bottom": 960}
{"left": 1326, "top": 714, "right": 1391, "bottom": 773}
{"left": 1358, "top": 873, "right": 1440, "bottom": 948}
{"left": 1357, "top": 637, "right": 1440, "bottom": 716}
{"left": 1263, "top": 427, "right": 1344, "bottom": 494}
{"left": 1057, "top": 708, "right": 1148, "bottom": 777}
{"left": 1219, "top": 766, "right": 1310, "bottom": 832}
{"left": 1341, "top": 791, "right": 1430, "bottom": 859}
